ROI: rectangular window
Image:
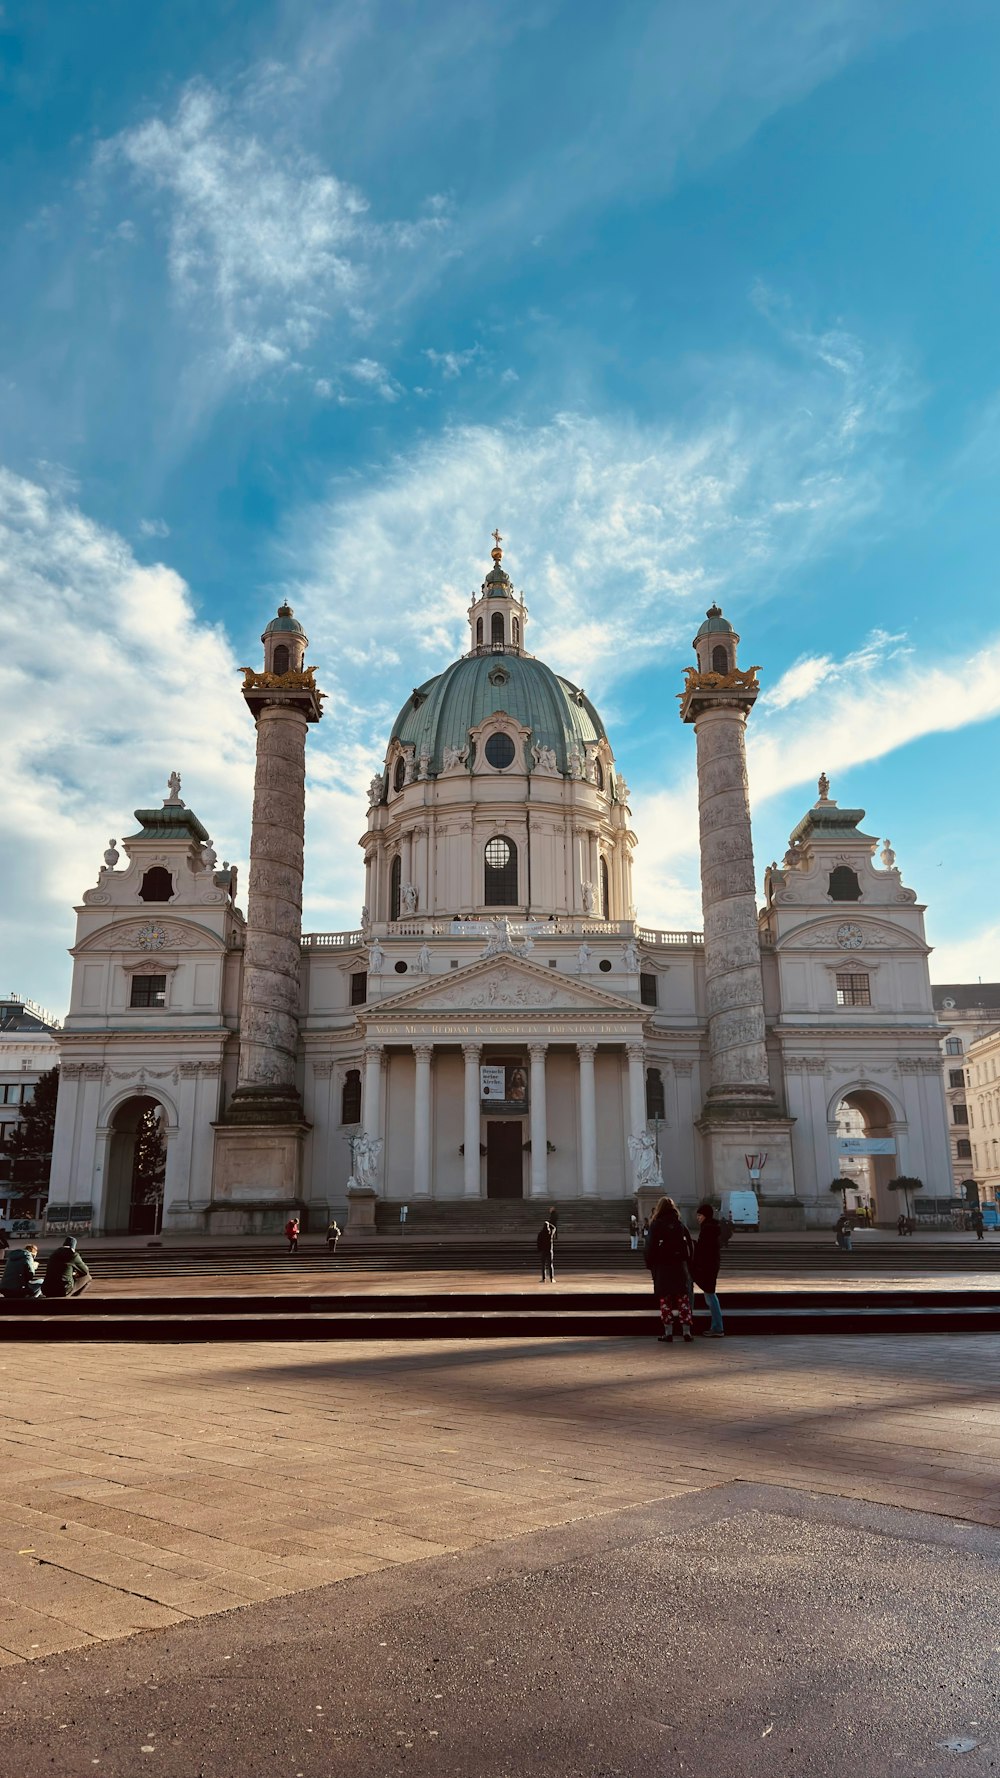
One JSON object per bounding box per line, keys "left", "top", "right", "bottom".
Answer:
{"left": 640, "top": 972, "right": 658, "bottom": 1008}
{"left": 349, "top": 971, "right": 368, "bottom": 1007}
{"left": 130, "top": 975, "right": 166, "bottom": 1009}
{"left": 952, "top": 1103, "right": 969, "bottom": 1126}
{"left": 945, "top": 1038, "right": 963, "bottom": 1055}
{"left": 836, "top": 973, "right": 871, "bottom": 1007}
{"left": 19, "top": 1084, "right": 33, "bottom": 1103}
{"left": 1, "top": 1084, "right": 22, "bottom": 1104}
{"left": 949, "top": 1069, "right": 965, "bottom": 1089}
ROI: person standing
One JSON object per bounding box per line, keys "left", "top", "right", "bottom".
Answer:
{"left": 692, "top": 1203, "right": 724, "bottom": 1338}
{"left": 1, "top": 1242, "right": 42, "bottom": 1300}
{"left": 326, "top": 1218, "right": 342, "bottom": 1255}
{"left": 40, "top": 1235, "right": 92, "bottom": 1298}
{"left": 835, "top": 1211, "right": 854, "bottom": 1253}
{"left": 645, "top": 1197, "right": 694, "bottom": 1344}
{"left": 971, "top": 1206, "right": 985, "bottom": 1241}
{"left": 629, "top": 1211, "right": 639, "bottom": 1252}
{"left": 284, "top": 1215, "right": 300, "bottom": 1255}
{"left": 537, "top": 1214, "right": 557, "bottom": 1284}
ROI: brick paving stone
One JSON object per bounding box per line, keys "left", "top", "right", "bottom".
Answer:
{"left": 1, "top": 1334, "right": 998, "bottom": 1662}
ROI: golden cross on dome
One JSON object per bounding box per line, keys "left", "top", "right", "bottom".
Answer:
{"left": 491, "top": 528, "right": 502, "bottom": 549}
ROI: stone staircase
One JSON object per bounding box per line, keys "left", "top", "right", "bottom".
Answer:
{"left": 374, "top": 1198, "right": 632, "bottom": 1237}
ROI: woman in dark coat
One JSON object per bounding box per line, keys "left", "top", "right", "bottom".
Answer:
{"left": 692, "top": 1202, "right": 724, "bottom": 1337}
{"left": 645, "top": 1196, "right": 694, "bottom": 1343}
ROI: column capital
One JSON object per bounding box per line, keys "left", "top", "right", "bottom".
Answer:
{"left": 626, "top": 1042, "right": 646, "bottom": 1063}
{"left": 363, "top": 1042, "right": 383, "bottom": 1064}
{"left": 576, "top": 1040, "right": 598, "bottom": 1058}
{"left": 527, "top": 1041, "right": 548, "bottom": 1060}
{"left": 413, "top": 1044, "right": 434, "bottom": 1063}
{"left": 462, "top": 1042, "right": 481, "bottom": 1062}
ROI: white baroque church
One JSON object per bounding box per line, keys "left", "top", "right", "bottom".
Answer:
{"left": 50, "top": 537, "right": 951, "bottom": 1233}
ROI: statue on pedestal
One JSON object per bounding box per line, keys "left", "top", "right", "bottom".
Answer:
{"left": 628, "top": 1130, "right": 662, "bottom": 1192}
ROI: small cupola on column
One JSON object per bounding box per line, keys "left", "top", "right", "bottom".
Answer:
{"left": 694, "top": 603, "right": 739, "bottom": 676}
{"left": 262, "top": 603, "right": 307, "bottom": 676}
{"left": 466, "top": 531, "right": 529, "bottom": 655}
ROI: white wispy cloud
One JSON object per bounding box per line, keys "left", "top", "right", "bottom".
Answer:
{"left": 98, "top": 81, "right": 450, "bottom": 383}
{"left": 138, "top": 516, "right": 170, "bottom": 539}
{"left": 348, "top": 358, "right": 402, "bottom": 401}
{"left": 424, "top": 344, "right": 483, "bottom": 379}
{"left": 285, "top": 307, "right": 906, "bottom": 710}
{"left": 0, "top": 468, "right": 372, "bottom": 1010}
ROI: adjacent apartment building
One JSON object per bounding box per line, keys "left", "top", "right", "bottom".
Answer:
{"left": 0, "top": 993, "right": 60, "bottom": 1229}
{"left": 965, "top": 1027, "right": 1000, "bottom": 1208}
{"left": 932, "top": 984, "right": 1000, "bottom": 1195}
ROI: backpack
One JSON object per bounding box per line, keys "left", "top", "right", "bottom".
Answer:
{"left": 536, "top": 1224, "right": 551, "bottom": 1251}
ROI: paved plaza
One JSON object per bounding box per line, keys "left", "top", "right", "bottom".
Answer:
{"left": 1, "top": 1330, "right": 998, "bottom": 1667}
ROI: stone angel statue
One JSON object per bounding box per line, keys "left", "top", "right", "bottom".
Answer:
{"left": 401, "top": 882, "right": 418, "bottom": 915}
{"left": 621, "top": 939, "right": 641, "bottom": 973}
{"left": 367, "top": 939, "right": 385, "bottom": 974}
{"left": 441, "top": 743, "right": 469, "bottom": 772}
{"left": 628, "top": 1130, "right": 662, "bottom": 1192}
{"left": 415, "top": 943, "right": 432, "bottom": 973}
{"left": 350, "top": 1131, "right": 383, "bottom": 1192}
{"left": 531, "top": 741, "right": 558, "bottom": 773}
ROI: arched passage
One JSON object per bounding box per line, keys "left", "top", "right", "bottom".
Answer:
{"left": 104, "top": 1095, "right": 168, "bottom": 1235}
{"left": 835, "top": 1087, "right": 901, "bottom": 1225}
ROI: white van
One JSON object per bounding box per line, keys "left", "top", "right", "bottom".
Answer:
{"left": 720, "top": 1189, "right": 759, "bottom": 1229}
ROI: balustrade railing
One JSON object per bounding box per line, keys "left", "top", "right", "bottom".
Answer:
{"left": 302, "top": 920, "right": 710, "bottom": 948}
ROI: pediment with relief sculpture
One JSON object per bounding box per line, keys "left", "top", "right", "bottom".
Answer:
{"left": 363, "top": 954, "right": 645, "bottom": 1019}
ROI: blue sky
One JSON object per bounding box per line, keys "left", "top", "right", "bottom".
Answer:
{"left": 2, "top": 0, "right": 1000, "bottom": 1014}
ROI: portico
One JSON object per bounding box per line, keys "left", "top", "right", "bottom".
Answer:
{"left": 352, "top": 954, "right": 649, "bottom": 1200}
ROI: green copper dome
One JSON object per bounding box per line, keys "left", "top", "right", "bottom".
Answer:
{"left": 388, "top": 653, "right": 608, "bottom": 778}
{"left": 694, "top": 602, "right": 735, "bottom": 638}
{"left": 262, "top": 602, "right": 307, "bottom": 639}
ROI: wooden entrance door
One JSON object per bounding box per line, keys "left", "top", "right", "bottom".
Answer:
{"left": 486, "top": 1122, "right": 524, "bottom": 1198}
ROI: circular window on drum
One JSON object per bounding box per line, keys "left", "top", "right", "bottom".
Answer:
{"left": 484, "top": 732, "right": 516, "bottom": 770}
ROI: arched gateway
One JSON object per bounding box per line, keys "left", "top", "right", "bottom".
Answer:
{"left": 104, "top": 1095, "right": 168, "bottom": 1235}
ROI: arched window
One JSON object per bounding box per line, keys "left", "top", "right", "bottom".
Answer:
{"left": 829, "top": 866, "right": 862, "bottom": 902}
{"left": 138, "top": 866, "right": 173, "bottom": 903}
{"left": 341, "top": 1069, "right": 361, "bottom": 1125}
{"left": 393, "top": 756, "right": 406, "bottom": 793}
{"left": 484, "top": 835, "right": 518, "bottom": 905}
{"left": 645, "top": 1068, "right": 665, "bottom": 1121}
{"left": 512, "top": 617, "right": 520, "bottom": 648}
{"left": 476, "top": 616, "right": 484, "bottom": 648}
{"left": 712, "top": 644, "right": 729, "bottom": 674}
{"left": 957, "top": 1138, "right": 972, "bottom": 1160}
{"left": 272, "top": 643, "right": 290, "bottom": 675}
{"left": 600, "top": 855, "right": 610, "bottom": 919}
{"left": 491, "top": 611, "right": 505, "bottom": 648}
{"left": 389, "top": 854, "right": 402, "bottom": 921}
{"left": 594, "top": 758, "right": 604, "bottom": 791}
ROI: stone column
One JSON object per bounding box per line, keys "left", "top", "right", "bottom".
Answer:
{"left": 577, "top": 1042, "right": 598, "bottom": 1195}
{"left": 678, "top": 611, "right": 797, "bottom": 1219}
{"left": 235, "top": 704, "right": 309, "bottom": 1105}
{"left": 463, "top": 1043, "right": 481, "bottom": 1197}
{"left": 690, "top": 705, "right": 772, "bottom": 1104}
{"left": 363, "top": 1043, "right": 384, "bottom": 1145}
{"left": 528, "top": 1043, "right": 548, "bottom": 1198}
{"left": 413, "top": 1045, "right": 433, "bottom": 1197}
{"left": 627, "top": 1042, "right": 647, "bottom": 1139}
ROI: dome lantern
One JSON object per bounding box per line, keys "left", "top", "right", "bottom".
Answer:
{"left": 466, "top": 530, "right": 529, "bottom": 655}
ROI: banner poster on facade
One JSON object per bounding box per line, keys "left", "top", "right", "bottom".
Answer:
{"left": 837, "top": 1137, "right": 896, "bottom": 1156}
{"left": 480, "top": 1062, "right": 529, "bottom": 1114}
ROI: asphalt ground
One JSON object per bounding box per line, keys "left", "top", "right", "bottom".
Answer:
{"left": 0, "top": 1485, "right": 995, "bottom": 1778}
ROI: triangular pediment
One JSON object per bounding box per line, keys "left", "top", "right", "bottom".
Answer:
{"left": 364, "top": 953, "right": 645, "bottom": 1019}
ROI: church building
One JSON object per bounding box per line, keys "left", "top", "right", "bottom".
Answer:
{"left": 50, "top": 537, "right": 951, "bottom": 1231}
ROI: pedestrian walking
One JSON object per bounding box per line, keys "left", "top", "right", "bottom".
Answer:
{"left": 284, "top": 1216, "right": 300, "bottom": 1255}
{"left": 971, "top": 1207, "right": 985, "bottom": 1241}
{"left": 40, "top": 1235, "right": 92, "bottom": 1298}
{"left": 0, "top": 1228, "right": 9, "bottom": 1253}
{"left": 692, "top": 1202, "right": 725, "bottom": 1338}
{"left": 897, "top": 1213, "right": 907, "bottom": 1237}
{"left": 645, "top": 1197, "right": 695, "bottom": 1344}
{"left": 1, "top": 1242, "right": 42, "bottom": 1301}
{"left": 835, "top": 1211, "right": 854, "bottom": 1253}
{"left": 537, "top": 1214, "right": 557, "bottom": 1283}
{"left": 629, "top": 1211, "right": 639, "bottom": 1252}
{"left": 326, "top": 1218, "right": 342, "bottom": 1255}
{"left": 641, "top": 1216, "right": 650, "bottom": 1245}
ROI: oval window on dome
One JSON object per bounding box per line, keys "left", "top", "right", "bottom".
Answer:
{"left": 393, "top": 757, "right": 406, "bottom": 793}
{"left": 485, "top": 732, "right": 516, "bottom": 770}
